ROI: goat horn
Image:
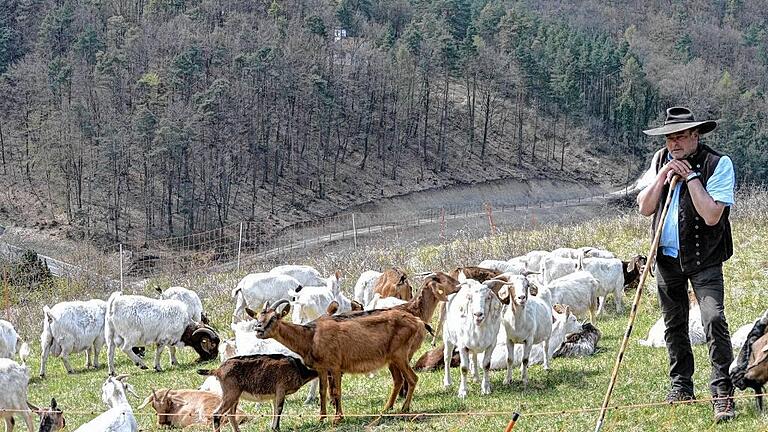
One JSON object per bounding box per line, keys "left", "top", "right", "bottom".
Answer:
{"left": 114, "top": 374, "right": 129, "bottom": 382}
{"left": 192, "top": 327, "right": 218, "bottom": 341}
{"left": 413, "top": 272, "right": 435, "bottom": 277}
{"left": 271, "top": 299, "right": 291, "bottom": 310}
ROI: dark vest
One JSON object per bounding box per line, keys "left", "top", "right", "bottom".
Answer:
{"left": 652, "top": 144, "right": 733, "bottom": 273}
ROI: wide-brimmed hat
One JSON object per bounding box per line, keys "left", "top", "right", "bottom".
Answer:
{"left": 642, "top": 106, "right": 718, "bottom": 136}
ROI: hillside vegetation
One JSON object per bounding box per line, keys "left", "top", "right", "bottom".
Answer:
{"left": 4, "top": 187, "right": 767, "bottom": 431}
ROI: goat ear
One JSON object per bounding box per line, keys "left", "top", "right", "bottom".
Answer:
{"left": 138, "top": 394, "right": 153, "bottom": 409}
{"left": 497, "top": 286, "right": 511, "bottom": 305}
{"left": 276, "top": 302, "right": 291, "bottom": 318}
{"left": 245, "top": 308, "right": 258, "bottom": 319}
{"left": 261, "top": 301, "right": 270, "bottom": 312}
{"left": 51, "top": 398, "right": 57, "bottom": 409}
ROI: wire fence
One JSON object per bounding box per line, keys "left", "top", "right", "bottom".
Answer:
{"left": 0, "top": 187, "right": 628, "bottom": 289}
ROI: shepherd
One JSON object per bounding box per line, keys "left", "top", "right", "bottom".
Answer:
{"left": 637, "top": 106, "right": 736, "bottom": 423}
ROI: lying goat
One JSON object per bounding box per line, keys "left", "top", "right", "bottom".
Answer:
{"left": 552, "top": 322, "right": 601, "bottom": 358}
{"left": 139, "top": 388, "right": 246, "bottom": 429}
{"left": 199, "top": 354, "right": 317, "bottom": 431}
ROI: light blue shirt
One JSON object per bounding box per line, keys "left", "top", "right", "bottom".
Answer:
{"left": 656, "top": 154, "right": 735, "bottom": 258}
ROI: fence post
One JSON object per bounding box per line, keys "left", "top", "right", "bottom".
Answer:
{"left": 119, "top": 244, "right": 124, "bottom": 292}
{"left": 352, "top": 214, "right": 358, "bottom": 248}
{"left": 3, "top": 270, "right": 8, "bottom": 321}
{"left": 237, "top": 222, "right": 244, "bottom": 273}
{"left": 440, "top": 207, "right": 446, "bottom": 239}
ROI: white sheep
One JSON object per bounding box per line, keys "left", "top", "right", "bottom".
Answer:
{"left": 0, "top": 319, "right": 27, "bottom": 361}
{"left": 156, "top": 286, "right": 206, "bottom": 324}
{"left": 544, "top": 271, "right": 600, "bottom": 323}
{"left": 105, "top": 292, "right": 219, "bottom": 375}
{"left": 581, "top": 257, "right": 625, "bottom": 314}
{"left": 74, "top": 375, "right": 138, "bottom": 432}
{"left": 268, "top": 264, "right": 326, "bottom": 287}
{"left": 638, "top": 305, "right": 706, "bottom": 348}
{"left": 231, "top": 273, "right": 302, "bottom": 323}
{"left": 0, "top": 357, "right": 35, "bottom": 432}
{"left": 443, "top": 276, "right": 503, "bottom": 398}
{"left": 497, "top": 275, "right": 553, "bottom": 388}
{"left": 353, "top": 270, "right": 383, "bottom": 305}
{"left": 39, "top": 299, "right": 107, "bottom": 377}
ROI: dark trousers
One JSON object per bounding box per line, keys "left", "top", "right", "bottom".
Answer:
{"left": 656, "top": 253, "right": 734, "bottom": 396}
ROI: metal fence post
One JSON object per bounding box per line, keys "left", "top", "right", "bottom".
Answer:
{"left": 237, "top": 222, "right": 244, "bottom": 273}
{"left": 352, "top": 213, "right": 358, "bottom": 248}
{"left": 119, "top": 244, "right": 124, "bottom": 292}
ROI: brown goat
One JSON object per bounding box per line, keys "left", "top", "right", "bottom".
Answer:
{"left": 373, "top": 267, "right": 413, "bottom": 300}
{"left": 248, "top": 300, "right": 427, "bottom": 425}
{"left": 138, "top": 388, "right": 246, "bottom": 429}
{"left": 37, "top": 398, "right": 65, "bottom": 432}
{"left": 198, "top": 354, "right": 316, "bottom": 432}
{"left": 622, "top": 255, "right": 648, "bottom": 292}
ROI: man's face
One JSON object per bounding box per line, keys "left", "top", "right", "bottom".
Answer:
{"left": 665, "top": 129, "right": 699, "bottom": 160}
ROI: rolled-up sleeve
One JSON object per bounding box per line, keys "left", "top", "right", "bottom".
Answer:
{"left": 706, "top": 156, "right": 735, "bottom": 206}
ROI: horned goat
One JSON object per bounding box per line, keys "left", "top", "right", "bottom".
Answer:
{"left": 105, "top": 292, "right": 219, "bottom": 375}
{"left": 199, "top": 354, "right": 317, "bottom": 431}
{"left": 73, "top": 375, "right": 138, "bottom": 432}
{"left": 249, "top": 300, "right": 428, "bottom": 425}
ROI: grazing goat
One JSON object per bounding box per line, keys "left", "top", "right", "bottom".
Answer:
{"left": 199, "top": 354, "right": 317, "bottom": 431}
{"left": 231, "top": 273, "right": 302, "bottom": 323}
{"left": 37, "top": 398, "right": 65, "bottom": 432}
{"left": 0, "top": 320, "right": 26, "bottom": 361}
{"left": 581, "top": 257, "right": 625, "bottom": 314}
{"left": 105, "top": 292, "right": 219, "bottom": 375}
{"left": 442, "top": 276, "right": 503, "bottom": 398}
{"left": 353, "top": 270, "right": 383, "bottom": 305}
{"left": 639, "top": 305, "right": 705, "bottom": 348}
{"left": 39, "top": 299, "right": 107, "bottom": 377}
{"left": 730, "top": 309, "right": 768, "bottom": 411}
{"left": 373, "top": 267, "right": 413, "bottom": 300}
{"left": 249, "top": 299, "right": 427, "bottom": 425}
{"left": 497, "top": 275, "right": 553, "bottom": 388}
{"left": 0, "top": 357, "right": 36, "bottom": 432}
{"left": 155, "top": 286, "right": 208, "bottom": 324}
{"left": 73, "top": 375, "right": 138, "bottom": 432}
{"left": 138, "top": 388, "right": 246, "bottom": 429}
{"left": 622, "top": 255, "right": 648, "bottom": 292}
{"left": 269, "top": 264, "right": 326, "bottom": 287}
{"left": 553, "top": 322, "right": 602, "bottom": 358}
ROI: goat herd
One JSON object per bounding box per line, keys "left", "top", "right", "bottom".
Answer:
{"left": 2, "top": 246, "right": 767, "bottom": 431}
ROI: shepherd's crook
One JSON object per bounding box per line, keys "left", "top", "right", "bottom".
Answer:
{"left": 594, "top": 175, "right": 680, "bottom": 432}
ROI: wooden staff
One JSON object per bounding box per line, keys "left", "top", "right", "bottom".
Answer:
{"left": 594, "top": 175, "right": 680, "bottom": 432}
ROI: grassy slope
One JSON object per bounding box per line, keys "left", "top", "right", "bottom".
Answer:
{"left": 8, "top": 189, "right": 768, "bottom": 431}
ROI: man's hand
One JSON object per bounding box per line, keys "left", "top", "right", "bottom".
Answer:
{"left": 663, "top": 159, "right": 692, "bottom": 184}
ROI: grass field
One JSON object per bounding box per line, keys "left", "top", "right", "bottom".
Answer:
{"left": 5, "top": 188, "right": 768, "bottom": 431}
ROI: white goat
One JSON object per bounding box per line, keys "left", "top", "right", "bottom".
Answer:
{"left": 482, "top": 305, "right": 581, "bottom": 369}
{"left": 498, "top": 275, "right": 553, "bottom": 388}
{"left": 353, "top": 270, "right": 383, "bottom": 305}
{"left": 105, "top": 292, "right": 218, "bottom": 375}
{"left": 524, "top": 251, "right": 549, "bottom": 273}
{"left": 443, "top": 276, "right": 503, "bottom": 398}
{"left": 0, "top": 319, "right": 28, "bottom": 361}
{"left": 731, "top": 322, "right": 755, "bottom": 350}
{"left": 268, "top": 264, "right": 326, "bottom": 287}
{"left": 545, "top": 271, "right": 600, "bottom": 323}
{"left": 231, "top": 273, "right": 302, "bottom": 323}
{"left": 578, "top": 247, "right": 616, "bottom": 259}
{"left": 74, "top": 375, "right": 138, "bottom": 432}
{"left": 541, "top": 255, "right": 580, "bottom": 285}
{"left": 289, "top": 272, "right": 355, "bottom": 324}
{"left": 478, "top": 259, "right": 525, "bottom": 274}
{"left": 39, "top": 299, "right": 106, "bottom": 377}
{"left": 156, "top": 286, "right": 205, "bottom": 323}
{"left": 581, "top": 257, "right": 625, "bottom": 314}
{"left": 0, "top": 357, "right": 35, "bottom": 432}
{"left": 639, "top": 305, "right": 706, "bottom": 348}
{"left": 364, "top": 293, "right": 407, "bottom": 311}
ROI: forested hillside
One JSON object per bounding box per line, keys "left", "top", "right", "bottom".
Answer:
{"left": 1, "top": 0, "right": 760, "bottom": 245}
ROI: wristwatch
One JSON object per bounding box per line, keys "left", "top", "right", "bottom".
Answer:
{"left": 685, "top": 171, "right": 701, "bottom": 183}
